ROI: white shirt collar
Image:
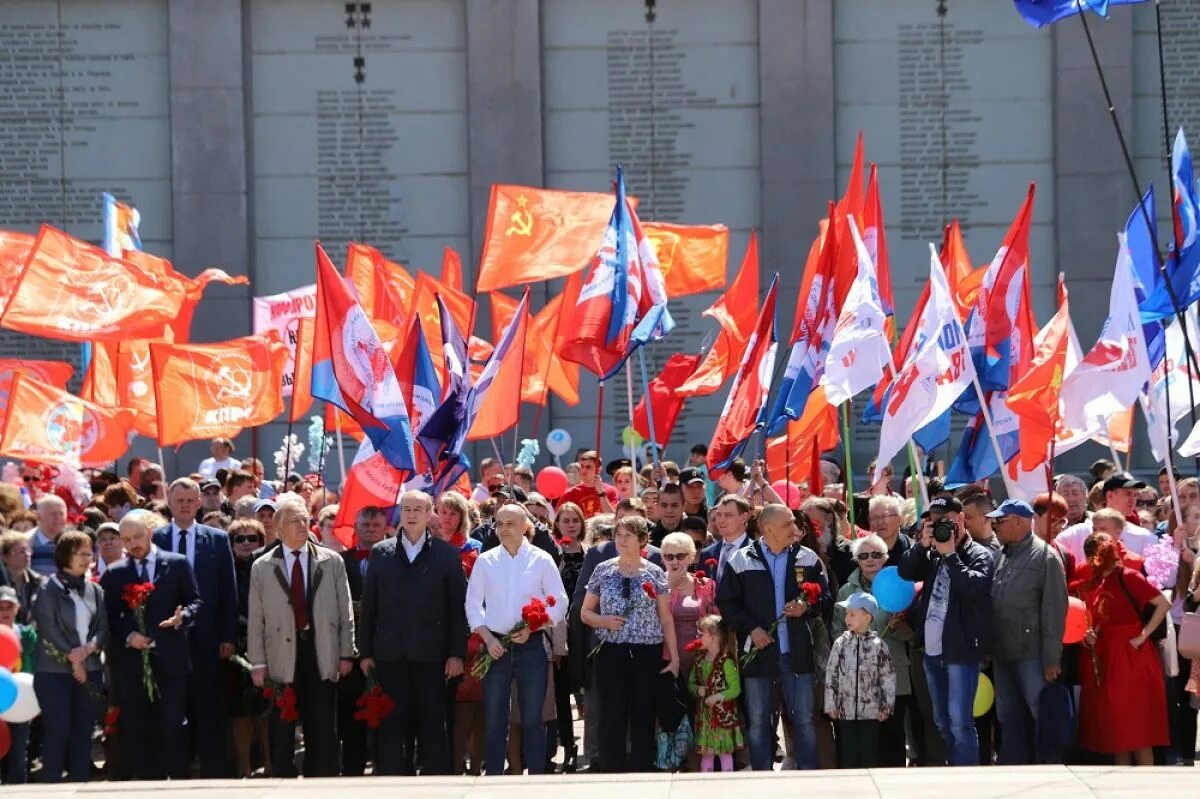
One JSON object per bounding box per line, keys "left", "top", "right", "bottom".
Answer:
{"left": 400, "top": 531, "right": 428, "bottom": 559}
{"left": 724, "top": 533, "right": 747, "bottom": 549}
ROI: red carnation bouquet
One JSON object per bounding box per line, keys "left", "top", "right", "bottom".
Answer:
{"left": 122, "top": 581, "right": 158, "bottom": 701}
{"left": 263, "top": 680, "right": 298, "bottom": 722}
{"left": 741, "top": 580, "right": 823, "bottom": 668}
{"left": 354, "top": 668, "right": 396, "bottom": 729}
{"left": 470, "top": 596, "right": 555, "bottom": 679}
{"left": 589, "top": 581, "right": 658, "bottom": 659}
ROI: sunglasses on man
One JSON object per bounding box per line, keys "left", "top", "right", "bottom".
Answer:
{"left": 856, "top": 551, "right": 886, "bottom": 561}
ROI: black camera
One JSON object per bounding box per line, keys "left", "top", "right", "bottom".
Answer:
{"left": 932, "top": 516, "right": 957, "bottom": 544}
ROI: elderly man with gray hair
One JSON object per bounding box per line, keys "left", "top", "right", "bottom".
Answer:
{"left": 1053, "top": 474, "right": 1090, "bottom": 527}
{"left": 28, "top": 494, "right": 68, "bottom": 578}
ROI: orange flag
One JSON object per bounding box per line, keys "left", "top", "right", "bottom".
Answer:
{"left": 476, "top": 185, "right": 627, "bottom": 292}
{"left": 442, "top": 246, "right": 464, "bottom": 292}
{"left": 0, "top": 372, "right": 134, "bottom": 467}
{"left": 765, "top": 390, "right": 839, "bottom": 484}
{"left": 122, "top": 250, "right": 248, "bottom": 342}
{"left": 1008, "top": 278, "right": 1071, "bottom": 472}
{"left": 0, "top": 231, "right": 34, "bottom": 308}
{"left": 642, "top": 222, "right": 728, "bottom": 297}
{"left": 830, "top": 132, "right": 866, "bottom": 313}
{"left": 412, "top": 271, "right": 475, "bottom": 381}
{"left": 467, "top": 292, "right": 530, "bottom": 441}
{"left": 677, "top": 232, "right": 760, "bottom": 397}
{"left": 344, "top": 243, "right": 411, "bottom": 325}
{"left": 943, "top": 220, "right": 983, "bottom": 321}
{"left": 289, "top": 317, "right": 315, "bottom": 422}
{"left": 0, "top": 359, "right": 73, "bottom": 415}
{"left": 2, "top": 226, "right": 183, "bottom": 341}
{"left": 116, "top": 340, "right": 163, "bottom": 438}
{"left": 488, "top": 291, "right": 579, "bottom": 406}
{"left": 325, "top": 405, "right": 365, "bottom": 442}
{"left": 151, "top": 336, "right": 288, "bottom": 446}
{"left": 863, "top": 163, "right": 895, "bottom": 341}
{"left": 81, "top": 342, "right": 119, "bottom": 407}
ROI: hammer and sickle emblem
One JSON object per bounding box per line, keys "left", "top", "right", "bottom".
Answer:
{"left": 505, "top": 195, "right": 534, "bottom": 238}
{"left": 647, "top": 231, "right": 676, "bottom": 276}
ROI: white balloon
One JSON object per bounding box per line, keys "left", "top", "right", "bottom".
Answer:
{"left": 0, "top": 672, "right": 39, "bottom": 723}
{"left": 546, "top": 428, "right": 572, "bottom": 458}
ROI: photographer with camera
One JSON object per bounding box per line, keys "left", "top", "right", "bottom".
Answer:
{"left": 898, "top": 496, "right": 995, "bottom": 767}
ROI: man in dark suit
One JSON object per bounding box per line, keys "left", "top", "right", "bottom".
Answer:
{"left": 152, "top": 477, "right": 238, "bottom": 777}
{"left": 102, "top": 511, "right": 202, "bottom": 780}
{"left": 698, "top": 494, "right": 754, "bottom": 583}
{"left": 359, "top": 491, "right": 467, "bottom": 775}
{"left": 337, "top": 505, "right": 393, "bottom": 775}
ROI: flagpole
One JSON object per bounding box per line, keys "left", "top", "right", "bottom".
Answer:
{"left": 840, "top": 402, "right": 856, "bottom": 529}
{"left": 595, "top": 380, "right": 605, "bottom": 460}
{"left": 625, "top": 360, "right": 638, "bottom": 475}
{"left": 1108, "top": 442, "right": 1124, "bottom": 473}
{"left": 968, "top": 373, "right": 1016, "bottom": 497}
{"left": 334, "top": 411, "right": 347, "bottom": 486}
{"left": 318, "top": 420, "right": 329, "bottom": 487}
{"left": 636, "top": 349, "right": 664, "bottom": 475}
{"left": 880, "top": 362, "right": 930, "bottom": 509}
{"left": 283, "top": 334, "right": 303, "bottom": 484}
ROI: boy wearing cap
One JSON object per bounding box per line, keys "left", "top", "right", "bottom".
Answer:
{"left": 988, "top": 499, "right": 1067, "bottom": 765}
{"left": 824, "top": 592, "right": 895, "bottom": 769}
{"left": 0, "top": 585, "right": 35, "bottom": 783}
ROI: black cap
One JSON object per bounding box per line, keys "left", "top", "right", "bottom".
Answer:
{"left": 680, "top": 515, "right": 708, "bottom": 532}
{"left": 679, "top": 467, "right": 705, "bottom": 485}
{"left": 690, "top": 444, "right": 708, "bottom": 456}
{"left": 605, "top": 458, "right": 632, "bottom": 477}
{"left": 492, "top": 485, "right": 529, "bottom": 503}
{"left": 201, "top": 479, "right": 222, "bottom": 492}
{"left": 1103, "top": 473, "right": 1147, "bottom": 493}
{"left": 928, "top": 496, "right": 963, "bottom": 515}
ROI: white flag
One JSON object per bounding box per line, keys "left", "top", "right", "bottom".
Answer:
{"left": 820, "top": 223, "right": 890, "bottom": 406}
{"left": 1060, "top": 234, "right": 1152, "bottom": 430}
{"left": 876, "top": 244, "right": 975, "bottom": 470}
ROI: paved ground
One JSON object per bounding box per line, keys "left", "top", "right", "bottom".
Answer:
{"left": 0, "top": 766, "right": 1195, "bottom": 798}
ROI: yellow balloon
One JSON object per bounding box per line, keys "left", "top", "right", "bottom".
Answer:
{"left": 973, "top": 673, "right": 994, "bottom": 718}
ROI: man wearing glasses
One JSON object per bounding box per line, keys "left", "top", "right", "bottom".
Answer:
{"left": 988, "top": 499, "right": 1067, "bottom": 765}
{"left": 867, "top": 495, "right": 911, "bottom": 563}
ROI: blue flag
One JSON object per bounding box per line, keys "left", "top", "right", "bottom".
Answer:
{"left": 1012, "top": 0, "right": 1146, "bottom": 28}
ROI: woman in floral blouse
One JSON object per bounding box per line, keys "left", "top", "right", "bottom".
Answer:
{"left": 581, "top": 515, "right": 680, "bottom": 772}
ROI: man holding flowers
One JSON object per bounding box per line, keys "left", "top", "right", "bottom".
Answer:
{"left": 464, "top": 504, "right": 568, "bottom": 775}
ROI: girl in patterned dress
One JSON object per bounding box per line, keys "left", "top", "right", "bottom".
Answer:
{"left": 688, "top": 615, "right": 744, "bottom": 772}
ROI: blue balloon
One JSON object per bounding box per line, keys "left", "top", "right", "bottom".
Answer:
{"left": 872, "top": 566, "right": 916, "bottom": 613}
{"left": 0, "top": 668, "right": 16, "bottom": 715}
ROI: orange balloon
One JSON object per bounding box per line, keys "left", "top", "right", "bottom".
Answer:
{"left": 1063, "top": 597, "right": 1088, "bottom": 644}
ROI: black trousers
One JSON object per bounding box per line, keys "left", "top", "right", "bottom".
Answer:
{"left": 836, "top": 719, "right": 881, "bottom": 769}
{"left": 187, "top": 650, "right": 229, "bottom": 777}
{"left": 336, "top": 662, "right": 368, "bottom": 775}
{"left": 120, "top": 664, "right": 189, "bottom": 780}
{"left": 374, "top": 658, "right": 450, "bottom": 775}
{"left": 270, "top": 636, "right": 339, "bottom": 777}
{"left": 595, "top": 643, "right": 660, "bottom": 773}
{"left": 554, "top": 659, "right": 575, "bottom": 756}
{"left": 878, "top": 694, "right": 912, "bottom": 767}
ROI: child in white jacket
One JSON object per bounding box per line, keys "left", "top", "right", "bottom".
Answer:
{"left": 824, "top": 592, "right": 896, "bottom": 768}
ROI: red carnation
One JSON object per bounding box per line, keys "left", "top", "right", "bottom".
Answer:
{"left": 684, "top": 638, "right": 704, "bottom": 653}
{"left": 704, "top": 558, "right": 718, "bottom": 569}
{"left": 545, "top": 595, "right": 557, "bottom": 607}
{"left": 560, "top": 537, "right": 574, "bottom": 546}
{"left": 801, "top": 581, "right": 822, "bottom": 606}
{"left": 642, "top": 581, "right": 657, "bottom": 600}
{"left": 640, "top": 548, "right": 648, "bottom": 558}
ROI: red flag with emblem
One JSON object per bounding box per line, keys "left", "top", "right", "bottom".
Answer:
{"left": 0, "top": 372, "right": 134, "bottom": 467}
{"left": 641, "top": 222, "right": 728, "bottom": 297}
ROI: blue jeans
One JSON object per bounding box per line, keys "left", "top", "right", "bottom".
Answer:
{"left": 923, "top": 655, "right": 979, "bottom": 766}
{"left": 482, "top": 633, "right": 548, "bottom": 775}
{"left": 34, "top": 670, "right": 101, "bottom": 783}
{"left": 993, "top": 658, "right": 1051, "bottom": 765}
{"left": 743, "top": 670, "right": 817, "bottom": 770}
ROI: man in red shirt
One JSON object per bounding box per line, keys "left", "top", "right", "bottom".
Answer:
{"left": 557, "top": 451, "right": 617, "bottom": 519}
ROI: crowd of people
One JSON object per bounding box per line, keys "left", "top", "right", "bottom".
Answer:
{"left": 0, "top": 438, "right": 1197, "bottom": 782}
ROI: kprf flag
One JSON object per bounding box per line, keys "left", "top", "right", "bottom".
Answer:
{"left": 707, "top": 274, "right": 779, "bottom": 473}
{"left": 0, "top": 360, "right": 72, "bottom": 417}
{"left": 2, "top": 226, "right": 183, "bottom": 342}
{"left": 876, "top": 245, "right": 975, "bottom": 471}
{"left": 677, "top": 232, "right": 759, "bottom": 397}
{"left": 560, "top": 167, "right": 674, "bottom": 379}
{"left": 0, "top": 372, "right": 134, "bottom": 468}
{"left": 642, "top": 222, "right": 728, "bottom": 298}
{"left": 252, "top": 284, "right": 316, "bottom": 399}
{"left": 1012, "top": 0, "right": 1146, "bottom": 27}
{"left": 151, "top": 335, "right": 288, "bottom": 447}
{"left": 0, "top": 231, "right": 33, "bottom": 308}
{"left": 1060, "top": 233, "right": 1152, "bottom": 431}
{"left": 120, "top": 250, "right": 250, "bottom": 343}
{"left": 344, "top": 243, "right": 411, "bottom": 326}
{"left": 820, "top": 223, "right": 890, "bottom": 406}
{"left": 312, "top": 242, "right": 416, "bottom": 475}
{"left": 476, "top": 185, "right": 632, "bottom": 292}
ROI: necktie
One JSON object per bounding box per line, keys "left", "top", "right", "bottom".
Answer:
{"left": 138, "top": 559, "right": 148, "bottom": 581}
{"left": 177, "top": 528, "right": 189, "bottom": 559}
{"left": 717, "top": 541, "right": 734, "bottom": 582}
{"left": 290, "top": 551, "right": 309, "bottom": 631}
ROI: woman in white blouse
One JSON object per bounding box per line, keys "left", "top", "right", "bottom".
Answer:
{"left": 465, "top": 504, "right": 568, "bottom": 775}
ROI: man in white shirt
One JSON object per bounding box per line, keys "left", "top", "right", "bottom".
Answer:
{"left": 1056, "top": 473, "right": 1156, "bottom": 562}
{"left": 471, "top": 458, "right": 505, "bottom": 504}
{"left": 465, "top": 504, "right": 567, "bottom": 775}
{"left": 198, "top": 437, "right": 241, "bottom": 480}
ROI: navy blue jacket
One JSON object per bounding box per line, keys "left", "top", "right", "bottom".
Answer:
{"left": 698, "top": 534, "right": 753, "bottom": 582}
{"left": 897, "top": 536, "right": 995, "bottom": 664}
{"left": 716, "top": 540, "right": 831, "bottom": 678}
{"left": 101, "top": 549, "right": 202, "bottom": 673}
{"left": 153, "top": 524, "right": 238, "bottom": 655}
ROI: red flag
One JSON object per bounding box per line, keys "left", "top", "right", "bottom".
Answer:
{"left": 677, "top": 232, "right": 760, "bottom": 397}
{"left": 943, "top": 220, "right": 983, "bottom": 321}
{"left": 81, "top": 342, "right": 119, "bottom": 407}
{"left": 632, "top": 353, "right": 703, "bottom": 445}
{"left": 0, "top": 372, "right": 134, "bottom": 467}
{"left": 831, "top": 132, "right": 866, "bottom": 312}
{"left": 115, "top": 340, "right": 163, "bottom": 438}
{"left": 708, "top": 276, "right": 779, "bottom": 474}
{"left": 1008, "top": 278, "right": 1071, "bottom": 472}
{"left": 122, "top": 250, "right": 249, "bottom": 342}
{"left": 331, "top": 447, "right": 403, "bottom": 549}
{"left": 289, "top": 317, "right": 315, "bottom": 423}
{"left": 441, "top": 246, "right": 463, "bottom": 292}
{"left": 412, "top": 270, "right": 475, "bottom": 382}
{"left": 642, "top": 222, "right": 728, "bottom": 297}
{"left": 765, "top": 390, "right": 839, "bottom": 483}
{"left": 344, "top": 243, "right": 410, "bottom": 325}
{"left": 808, "top": 437, "right": 824, "bottom": 496}
{"left": 0, "top": 360, "right": 72, "bottom": 416}
{"left": 2, "top": 226, "right": 182, "bottom": 341}
{"left": 982, "top": 185, "right": 1036, "bottom": 357}
{"left": 863, "top": 163, "right": 894, "bottom": 340}
{"left": 0, "top": 231, "right": 34, "bottom": 311}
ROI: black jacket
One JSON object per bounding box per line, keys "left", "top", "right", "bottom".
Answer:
{"left": 101, "top": 550, "right": 202, "bottom": 674}
{"left": 476, "top": 519, "right": 561, "bottom": 564}
{"left": 358, "top": 534, "right": 468, "bottom": 664}
{"left": 897, "top": 536, "right": 994, "bottom": 663}
{"left": 152, "top": 524, "right": 238, "bottom": 653}
{"left": 716, "top": 540, "right": 831, "bottom": 678}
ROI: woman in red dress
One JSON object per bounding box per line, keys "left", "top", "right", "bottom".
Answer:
{"left": 1075, "top": 532, "right": 1171, "bottom": 765}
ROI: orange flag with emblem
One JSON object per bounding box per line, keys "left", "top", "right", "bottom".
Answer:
{"left": 765, "top": 390, "right": 839, "bottom": 484}
{"left": 151, "top": 335, "right": 288, "bottom": 446}
{"left": 0, "top": 359, "right": 73, "bottom": 417}
{"left": 442, "top": 246, "right": 463, "bottom": 292}
{"left": 677, "top": 232, "right": 759, "bottom": 397}
{"left": 467, "top": 291, "right": 530, "bottom": 441}
{"left": 488, "top": 290, "right": 579, "bottom": 406}
{"left": 642, "top": 222, "right": 728, "bottom": 297}
{"left": 476, "top": 185, "right": 628, "bottom": 292}
{"left": 344, "top": 243, "right": 411, "bottom": 326}
{"left": 0, "top": 372, "right": 134, "bottom": 467}
{"left": 412, "top": 271, "right": 475, "bottom": 382}
{"left": 2, "top": 226, "right": 183, "bottom": 341}
{"left": 0, "top": 231, "right": 34, "bottom": 309}
{"left": 81, "top": 342, "right": 119, "bottom": 407}
{"left": 116, "top": 340, "right": 165, "bottom": 438}
{"left": 122, "top": 250, "right": 248, "bottom": 342}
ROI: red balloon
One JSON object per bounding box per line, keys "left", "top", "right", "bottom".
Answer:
{"left": 0, "top": 719, "right": 10, "bottom": 759}
{"left": 771, "top": 480, "right": 804, "bottom": 510}
{"left": 1063, "top": 596, "right": 1088, "bottom": 644}
{"left": 536, "top": 467, "right": 569, "bottom": 500}
{"left": 0, "top": 627, "right": 18, "bottom": 673}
